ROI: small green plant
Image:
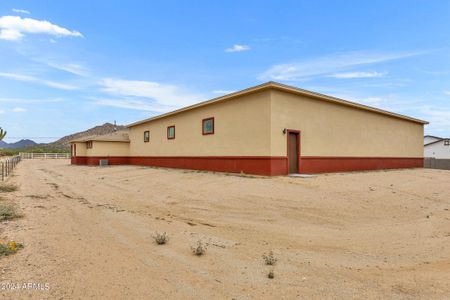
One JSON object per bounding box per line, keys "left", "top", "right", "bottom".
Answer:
{"left": 0, "top": 204, "right": 20, "bottom": 221}
{"left": 191, "top": 240, "right": 207, "bottom": 256}
{"left": 0, "top": 184, "right": 18, "bottom": 193}
{"left": 0, "top": 240, "right": 24, "bottom": 256}
{"left": 262, "top": 251, "right": 278, "bottom": 265}
{"left": 267, "top": 270, "right": 274, "bottom": 279}
{"left": 153, "top": 232, "right": 169, "bottom": 245}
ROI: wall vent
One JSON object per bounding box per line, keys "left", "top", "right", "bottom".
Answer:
{"left": 99, "top": 159, "right": 109, "bottom": 166}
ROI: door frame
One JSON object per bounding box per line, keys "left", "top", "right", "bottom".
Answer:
{"left": 286, "top": 129, "right": 301, "bottom": 174}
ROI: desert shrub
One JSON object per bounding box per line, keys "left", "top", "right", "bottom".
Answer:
{"left": 262, "top": 251, "right": 278, "bottom": 265}
{"left": 267, "top": 270, "right": 274, "bottom": 279}
{"left": 153, "top": 232, "right": 169, "bottom": 245}
{"left": 0, "top": 240, "right": 24, "bottom": 256}
{"left": 191, "top": 240, "right": 207, "bottom": 256}
{"left": 0, "top": 203, "right": 20, "bottom": 221}
{"left": 0, "top": 184, "right": 18, "bottom": 193}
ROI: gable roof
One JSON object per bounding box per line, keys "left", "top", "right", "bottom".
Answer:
{"left": 127, "top": 81, "right": 428, "bottom": 127}
{"left": 424, "top": 135, "right": 443, "bottom": 140}
{"left": 424, "top": 137, "right": 449, "bottom": 147}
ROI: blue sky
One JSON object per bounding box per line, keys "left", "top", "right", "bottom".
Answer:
{"left": 0, "top": 1, "right": 449, "bottom": 143}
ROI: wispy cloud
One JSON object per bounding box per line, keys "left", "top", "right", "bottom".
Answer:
{"left": 212, "top": 90, "right": 236, "bottom": 94}
{"left": 0, "top": 72, "right": 78, "bottom": 90}
{"left": 444, "top": 91, "right": 450, "bottom": 96}
{"left": 0, "top": 97, "right": 64, "bottom": 104}
{"left": 94, "top": 98, "right": 174, "bottom": 112}
{"left": 225, "top": 44, "right": 250, "bottom": 52}
{"left": 259, "top": 51, "right": 419, "bottom": 81}
{"left": 327, "top": 71, "right": 387, "bottom": 79}
{"left": 0, "top": 109, "right": 4, "bottom": 114}
{"left": 419, "top": 106, "right": 450, "bottom": 134}
{"left": 12, "top": 107, "right": 26, "bottom": 113}
{"left": 45, "top": 62, "right": 89, "bottom": 76}
{"left": 0, "top": 15, "right": 82, "bottom": 41}
{"left": 12, "top": 8, "right": 31, "bottom": 15}
{"left": 99, "top": 78, "right": 204, "bottom": 107}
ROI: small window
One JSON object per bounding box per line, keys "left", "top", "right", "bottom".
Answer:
{"left": 144, "top": 131, "right": 150, "bottom": 142}
{"left": 167, "top": 125, "right": 175, "bottom": 139}
{"left": 445, "top": 140, "right": 450, "bottom": 146}
{"left": 86, "top": 141, "right": 93, "bottom": 149}
{"left": 202, "top": 117, "right": 214, "bottom": 135}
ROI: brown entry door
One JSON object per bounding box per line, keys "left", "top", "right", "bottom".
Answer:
{"left": 288, "top": 132, "right": 299, "bottom": 174}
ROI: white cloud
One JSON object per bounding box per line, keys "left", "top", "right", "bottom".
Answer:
{"left": 225, "top": 44, "right": 250, "bottom": 52}
{"left": 0, "top": 28, "right": 23, "bottom": 40}
{"left": 95, "top": 98, "right": 173, "bottom": 112}
{"left": 12, "top": 8, "right": 31, "bottom": 15}
{"left": 12, "top": 107, "right": 26, "bottom": 113}
{"left": 212, "top": 90, "right": 236, "bottom": 94}
{"left": 327, "top": 71, "right": 387, "bottom": 79}
{"left": 0, "top": 72, "right": 78, "bottom": 90}
{"left": 444, "top": 91, "right": 450, "bottom": 96}
{"left": 99, "top": 78, "right": 204, "bottom": 107}
{"left": 0, "top": 15, "right": 82, "bottom": 41}
{"left": 259, "top": 51, "right": 419, "bottom": 81}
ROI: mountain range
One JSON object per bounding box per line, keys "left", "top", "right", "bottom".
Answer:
{"left": 0, "top": 123, "right": 127, "bottom": 151}
{"left": 0, "top": 139, "right": 37, "bottom": 149}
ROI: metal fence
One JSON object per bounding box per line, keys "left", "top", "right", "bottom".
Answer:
{"left": 1, "top": 155, "right": 21, "bottom": 181}
{"left": 20, "top": 152, "right": 70, "bottom": 159}
{"left": 424, "top": 157, "right": 450, "bottom": 170}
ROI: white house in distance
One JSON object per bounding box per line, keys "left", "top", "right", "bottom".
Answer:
{"left": 424, "top": 135, "right": 450, "bottom": 159}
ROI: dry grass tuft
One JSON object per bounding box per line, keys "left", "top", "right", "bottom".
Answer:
{"left": 153, "top": 232, "right": 169, "bottom": 245}
{"left": 191, "top": 240, "right": 207, "bottom": 256}
{"left": 0, "top": 184, "right": 18, "bottom": 193}
{"left": 262, "top": 251, "right": 278, "bottom": 265}
{"left": 27, "top": 194, "right": 48, "bottom": 199}
{"left": 0, "top": 203, "right": 20, "bottom": 221}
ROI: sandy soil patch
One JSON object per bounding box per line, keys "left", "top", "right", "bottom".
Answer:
{"left": 1, "top": 160, "right": 449, "bottom": 299}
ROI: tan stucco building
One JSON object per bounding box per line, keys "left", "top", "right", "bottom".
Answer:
{"left": 71, "top": 82, "right": 427, "bottom": 175}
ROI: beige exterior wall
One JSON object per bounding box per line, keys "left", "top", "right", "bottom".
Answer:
{"left": 74, "top": 142, "right": 87, "bottom": 156}
{"left": 74, "top": 88, "right": 424, "bottom": 160}
{"left": 269, "top": 90, "right": 424, "bottom": 157}
{"left": 85, "top": 141, "right": 130, "bottom": 156}
{"left": 128, "top": 90, "right": 271, "bottom": 156}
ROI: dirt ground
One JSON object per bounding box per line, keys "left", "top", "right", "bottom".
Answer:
{"left": 1, "top": 160, "right": 449, "bottom": 299}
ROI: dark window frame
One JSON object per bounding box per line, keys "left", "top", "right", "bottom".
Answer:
{"left": 202, "top": 117, "right": 214, "bottom": 135}
{"left": 86, "top": 141, "right": 93, "bottom": 149}
{"left": 144, "top": 130, "right": 150, "bottom": 142}
{"left": 167, "top": 125, "right": 175, "bottom": 139}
